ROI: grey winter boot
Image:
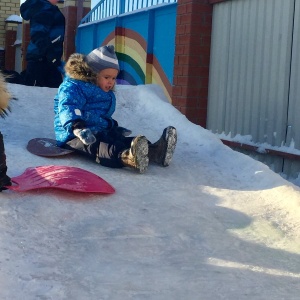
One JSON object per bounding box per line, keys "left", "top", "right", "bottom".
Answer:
{"left": 120, "top": 135, "right": 149, "bottom": 173}
{"left": 148, "top": 126, "right": 177, "bottom": 167}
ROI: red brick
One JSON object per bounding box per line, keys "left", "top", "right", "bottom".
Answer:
{"left": 209, "top": 0, "right": 227, "bottom": 4}
{"left": 187, "top": 55, "right": 202, "bottom": 66}
{"left": 182, "top": 44, "right": 191, "bottom": 55}
{"left": 185, "top": 97, "right": 200, "bottom": 107}
{"left": 173, "top": 76, "right": 180, "bottom": 85}
{"left": 5, "top": 30, "right": 16, "bottom": 70}
{"left": 177, "top": 34, "right": 188, "bottom": 42}
{"left": 178, "top": 55, "right": 190, "bottom": 65}
{"left": 193, "top": 3, "right": 213, "bottom": 13}
{"left": 178, "top": 0, "right": 194, "bottom": 4}
{"left": 199, "top": 77, "right": 209, "bottom": 87}
{"left": 175, "top": 44, "right": 184, "bottom": 55}
{"left": 178, "top": 75, "right": 202, "bottom": 86}
{"left": 200, "top": 35, "right": 212, "bottom": 46}
{"left": 179, "top": 14, "right": 193, "bottom": 25}
{"left": 174, "top": 65, "right": 183, "bottom": 76}
{"left": 198, "top": 108, "right": 208, "bottom": 119}
{"left": 172, "top": 86, "right": 182, "bottom": 96}
{"left": 176, "top": 24, "right": 186, "bottom": 35}
{"left": 182, "top": 85, "right": 200, "bottom": 94}
{"left": 184, "top": 107, "right": 207, "bottom": 119}
{"left": 199, "top": 87, "right": 208, "bottom": 98}
{"left": 181, "top": 65, "right": 189, "bottom": 75}
{"left": 176, "top": 75, "right": 189, "bottom": 86}
{"left": 186, "top": 3, "right": 194, "bottom": 13}
{"left": 177, "top": 4, "right": 187, "bottom": 15}
{"left": 197, "top": 46, "right": 211, "bottom": 57}
{"left": 173, "top": 96, "right": 190, "bottom": 107}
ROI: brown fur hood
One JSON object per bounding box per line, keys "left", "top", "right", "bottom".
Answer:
{"left": 65, "top": 53, "right": 97, "bottom": 84}
{"left": 0, "top": 72, "right": 10, "bottom": 116}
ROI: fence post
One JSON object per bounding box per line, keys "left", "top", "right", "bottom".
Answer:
{"left": 119, "top": 0, "right": 125, "bottom": 14}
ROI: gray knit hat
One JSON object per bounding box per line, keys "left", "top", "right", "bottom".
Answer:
{"left": 85, "top": 45, "right": 120, "bottom": 73}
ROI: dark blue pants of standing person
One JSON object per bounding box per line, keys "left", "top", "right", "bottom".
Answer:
{"left": 65, "top": 131, "right": 135, "bottom": 169}
{"left": 0, "top": 132, "right": 11, "bottom": 190}
{"left": 24, "top": 59, "right": 63, "bottom": 88}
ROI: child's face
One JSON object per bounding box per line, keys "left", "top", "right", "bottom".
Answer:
{"left": 96, "top": 68, "right": 118, "bottom": 92}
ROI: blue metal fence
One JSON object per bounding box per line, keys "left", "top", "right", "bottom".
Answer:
{"left": 80, "top": 0, "right": 177, "bottom": 24}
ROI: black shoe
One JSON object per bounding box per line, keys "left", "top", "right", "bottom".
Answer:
{"left": 149, "top": 126, "right": 177, "bottom": 167}
{"left": 0, "top": 174, "right": 11, "bottom": 191}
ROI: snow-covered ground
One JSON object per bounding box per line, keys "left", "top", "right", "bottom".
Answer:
{"left": 1, "top": 83, "right": 300, "bottom": 299}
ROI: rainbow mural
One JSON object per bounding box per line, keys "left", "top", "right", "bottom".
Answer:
{"left": 103, "top": 28, "right": 173, "bottom": 103}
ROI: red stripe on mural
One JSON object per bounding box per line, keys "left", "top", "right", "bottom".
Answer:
{"left": 115, "top": 27, "right": 147, "bottom": 51}
{"left": 103, "top": 31, "right": 115, "bottom": 45}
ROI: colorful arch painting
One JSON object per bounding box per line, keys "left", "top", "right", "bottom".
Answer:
{"left": 103, "top": 28, "right": 173, "bottom": 103}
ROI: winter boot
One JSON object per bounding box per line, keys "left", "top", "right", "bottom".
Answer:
{"left": 148, "top": 126, "right": 177, "bottom": 167}
{"left": 0, "top": 164, "right": 11, "bottom": 191}
{"left": 0, "top": 132, "right": 11, "bottom": 191}
{"left": 120, "top": 135, "right": 149, "bottom": 173}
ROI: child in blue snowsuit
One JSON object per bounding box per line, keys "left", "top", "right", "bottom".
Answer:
{"left": 54, "top": 45, "right": 177, "bottom": 173}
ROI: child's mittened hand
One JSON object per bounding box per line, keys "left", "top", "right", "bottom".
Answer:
{"left": 110, "top": 126, "right": 132, "bottom": 137}
{"left": 73, "top": 128, "right": 96, "bottom": 145}
{"left": 118, "top": 127, "right": 132, "bottom": 137}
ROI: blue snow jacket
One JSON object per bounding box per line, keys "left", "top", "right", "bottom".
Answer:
{"left": 20, "top": 0, "right": 65, "bottom": 63}
{"left": 54, "top": 76, "right": 116, "bottom": 146}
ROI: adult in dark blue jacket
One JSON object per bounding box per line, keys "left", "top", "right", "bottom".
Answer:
{"left": 20, "top": 0, "right": 65, "bottom": 88}
{"left": 54, "top": 45, "right": 177, "bottom": 173}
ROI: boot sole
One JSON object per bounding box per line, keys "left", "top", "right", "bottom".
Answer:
{"left": 162, "top": 126, "right": 177, "bottom": 167}
{"left": 133, "top": 136, "right": 149, "bottom": 173}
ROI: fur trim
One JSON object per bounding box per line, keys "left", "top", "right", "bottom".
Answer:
{"left": 0, "top": 72, "right": 11, "bottom": 118}
{"left": 65, "top": 53, "right": 97, "bottom": 84}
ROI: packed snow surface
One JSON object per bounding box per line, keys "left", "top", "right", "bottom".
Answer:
{"left": 0, "top": 83, "right": 300, "bottom": 299}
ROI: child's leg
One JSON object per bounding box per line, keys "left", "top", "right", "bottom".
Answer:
{"left": 0, "top": 132, "right": 11, "bottom": 191}
{"left": 66, "top": 135, "right": 129, "bottom": 168}
{"left": 66, "top": 134, "right": 149, "bottom": 173}
{"left": 23, "top": 61, "right": 46, "bottom": 87}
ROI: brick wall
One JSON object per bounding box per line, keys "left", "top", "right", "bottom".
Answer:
{"left": 172, "top": 0, "right": 213, "bottom": 128}
{"left": 0, "top": 0, "right": 19, "bottom": 48}
{"left": 0, "top": 0, "right": 20, "bottom": 68}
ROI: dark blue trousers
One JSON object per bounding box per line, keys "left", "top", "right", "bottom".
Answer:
{"left": 0, "top": 132, "right": 11, "bottom": 190}
{"left": 24, "top": 60, "right": 63, "bottom": 88}
{"left": 66, "top": 131, "right": 134, "bottom": 168}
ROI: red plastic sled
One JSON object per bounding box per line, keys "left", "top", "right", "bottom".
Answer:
{"left": 6, "top": 165, "right": 115, "bottom": 194}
